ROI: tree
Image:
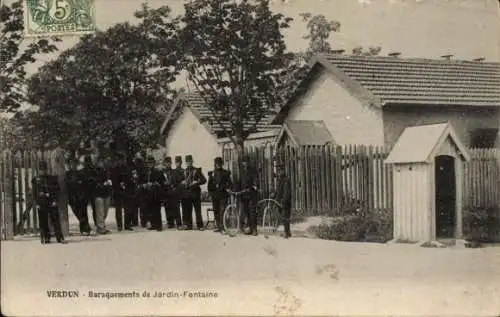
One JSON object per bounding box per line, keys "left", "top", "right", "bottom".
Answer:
{"left": 0, "top": 0, "right": 59, "bottom": 113}
{"left": 300, "top": 12, "right": 340, "bottom": 58}
{"left": 25, "top": 3, "right": 180, "bottom": 159}
{"left": 173, "top": 0, "right": 294, "bottom": 155}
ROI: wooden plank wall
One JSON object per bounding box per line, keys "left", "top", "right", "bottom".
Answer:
{"left": 1, "top": 148, "right": 69, "bottom": 240}
{"left": 463, "top": 148, "right": 500, "bottom": 209}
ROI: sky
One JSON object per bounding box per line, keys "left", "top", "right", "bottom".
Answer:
{"left": 2, "top": 0, "right": 500, "bottom": 114}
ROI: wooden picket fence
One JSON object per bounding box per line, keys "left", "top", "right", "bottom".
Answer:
{"left": 463, "top": 148, "right": 500, "bottom": 209}
{"left": 223, "top": 144, "right": 393, "bottom": 216}
{"left": 223, "top": 144, "right": 500, "bottom": 217}
{"left": 1, "top": 148, "right": 69, "bottom": 240}
{"left": 1, "top": 146, "right": 498, "bottom": 240}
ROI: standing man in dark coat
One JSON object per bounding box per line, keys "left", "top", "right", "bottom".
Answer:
{"left": 274, "top": 162, "right": 292, "bottom": 239}
{"left": 171, "top": 156, "right": 185, "bottom": 229}
{"left": 161, "top": 156, "right": 176, "bottom": 229}
{"left": 138, "top": 156, "right": 166, "bottom": 231}
{"left": 237, "top": 155, "right": 260, "bottom": 236}
{"left": 66, "top": 158, "right": 92, "bottom": 235}
{"left": 180, "top": 155, "right": 207, "bottom": 231}
{"left": 32, "top": 161, "right": 67, "bottom": 244}
{"left": 82, "top": 155, "right": 98, "bottom": 228}
{"left": 207, "top": 157, "right": 232, "bottom": 233}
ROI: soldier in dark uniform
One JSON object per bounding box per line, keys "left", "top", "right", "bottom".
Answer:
{"left": 274, "top": 161, "right": 292, "bottom": 239}
{"left": 138, "top": 156, "right": 166, "bottom": 231}
{"left": 207, "top": 157, "right": 232, "bottom": 232}
{"left": 66, "top": 158, "right": 92, "bottom": 235}
{"left": 32, "top": 161, "right": 67, "bottom": 244}
{"left": 180, "top": 155, "right": 207, "bottom": 230}
{"left": 161, "top": 156, "right": 176, "bottom": 229}
{"left": 171, "top": 156, "right": 185, "bottom": 229}
{"left": 81, "top": 155, "right": 98, "bottom": 228}
{"left": 110, "top": 154, "right": 127, "bottom": 231}
{"left": 237, "top": 155, "right": 260, "bottom": 236}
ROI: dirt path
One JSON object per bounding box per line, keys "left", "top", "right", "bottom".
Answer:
{"left": 2, "top": 209, "right": 500, "bottom": 316}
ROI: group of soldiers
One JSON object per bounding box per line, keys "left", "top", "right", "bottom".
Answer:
{"left": 32, "top": 152, "right": 293, "bottom": 245}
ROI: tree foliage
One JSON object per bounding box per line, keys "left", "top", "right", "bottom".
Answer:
{"left": 25, "top": 3, "right": 180, "bottom": 156}
{"left": 0, "top": 0, "right": 59, "bottom": 112}
{"left": 300, "top": 12, "right": 340, "bottom": 58}
{"left": 173, "top": 0, "right": 294, "bottom": 149}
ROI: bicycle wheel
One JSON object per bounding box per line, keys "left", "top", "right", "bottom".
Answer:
{"left": 258, "top": 199, "right": 281, "bottom": 234}
{"left": 223, "top": 204, "right": 239, "bottom": 235}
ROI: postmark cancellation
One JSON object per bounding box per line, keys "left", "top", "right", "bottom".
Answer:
{"left": 23, "top": 0, "right": 95, "bottom": 37}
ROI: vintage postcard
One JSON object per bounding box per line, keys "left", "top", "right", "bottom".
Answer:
{"left": 1, "top": 0, "right": 499, "bottom": 316}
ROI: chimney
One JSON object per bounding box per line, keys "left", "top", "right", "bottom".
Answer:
{"left": 441, "top": 54, "right": 453, "bottom": 60}
{"left": 388, "top": 52, "right": 401, "bottom": 58}
{"left": 473, "top": 57, "right": 485, "bottom": 62}
{"left": 331, "top": 49, "right": 345, "bottom": 55}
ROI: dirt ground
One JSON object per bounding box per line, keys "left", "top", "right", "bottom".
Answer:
{"left": 1, "top": 206, "right": 499, "bottom": 316}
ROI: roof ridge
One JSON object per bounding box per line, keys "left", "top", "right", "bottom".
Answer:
{"left": 323, "top": 53, "right": 500, "bottom": 66}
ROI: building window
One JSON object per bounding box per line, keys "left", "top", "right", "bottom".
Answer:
{"left": 470, "top": 128, "right": 499, "bottom": 148}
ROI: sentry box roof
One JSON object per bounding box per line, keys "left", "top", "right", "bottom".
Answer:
{"left": 385, "top": 122, "right": 470, "bottom": 164}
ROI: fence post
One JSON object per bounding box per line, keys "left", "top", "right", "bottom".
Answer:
{"left": 3, "top": 150, "right": 14, "bottom": 240}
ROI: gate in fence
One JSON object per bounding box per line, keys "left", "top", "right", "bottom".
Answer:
{"left": 1, "top": 148, "right": 69, "bottom": 240}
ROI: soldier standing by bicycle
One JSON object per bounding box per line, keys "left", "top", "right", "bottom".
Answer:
{"left": 32, "top": 161, "right": 67, "bottom": 244}
{"left": 207, "top": 157, "right": 232, "bottom": 233}
{"left": 274, "top": 161, "right": 292, "bottom": 239}
{"left": 237, "top": 155, "right": 259, "bottom": 236}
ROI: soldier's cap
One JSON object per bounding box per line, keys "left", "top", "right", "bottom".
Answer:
{"left": 174, "top": 156, "right": 182, "bottom": 163}
{"left": 163, "top": 156, "right": 172, "bottom": 163}
{"left": 214, "top": 157, "right": 223, "bottom": 164}
{"left": 185, "top": 155, "right": 193, "bottom": 162}
{"left": 39, "top": 161, "right": 49, "bottom": 170}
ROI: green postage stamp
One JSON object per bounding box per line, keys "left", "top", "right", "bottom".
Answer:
{"left": 23, "top": 0, "right": 96, "bottom": 37}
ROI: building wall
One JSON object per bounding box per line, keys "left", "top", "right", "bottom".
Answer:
{"left": 383, "top": 106, "right": 500, "bottom": 149}
{"left": 286, "top": 69, "right": 385, "bottom": 145}
{"left": 163, "top": 108, "right": 221, "bottom": 191}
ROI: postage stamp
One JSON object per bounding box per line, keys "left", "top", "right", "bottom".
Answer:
{"left": 23, "top": 0, "right": 96, "bottom": 37}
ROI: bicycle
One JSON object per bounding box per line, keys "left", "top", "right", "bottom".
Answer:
{"left": 256, "top": 198, "right": 283, "bottom": 234}
{"left": 222, "top": 190, "right": 247, "bottom": 236}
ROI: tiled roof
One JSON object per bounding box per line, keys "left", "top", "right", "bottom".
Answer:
{"left": 159, "top": 92, "right": 280, "bottom": 139}
{"left": 283, "top": 120, "right": 335, "bottom": 146}
{"left": 385, "top": 123, "right": 470, "bottom": 164}
{"left": 323, "top": 54, "right": 500, "bottom": 107}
